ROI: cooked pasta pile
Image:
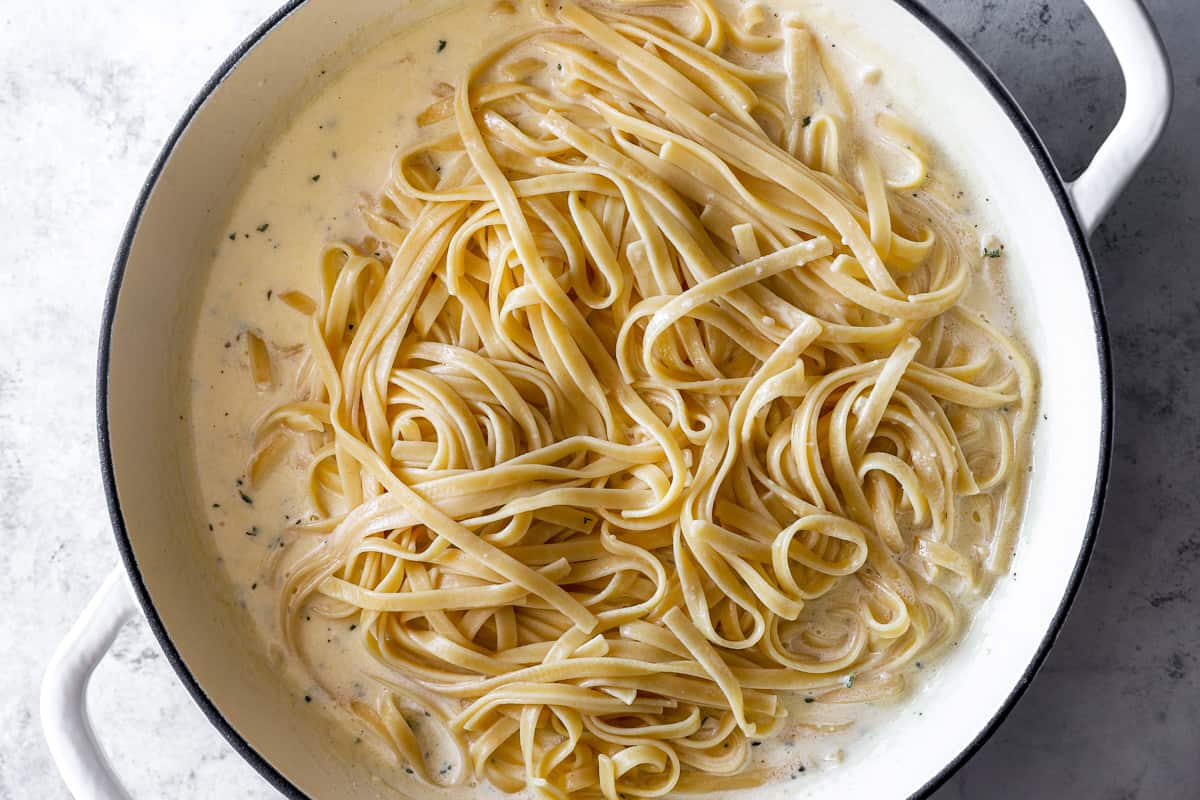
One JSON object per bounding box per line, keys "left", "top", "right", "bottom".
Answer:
{"left": 251, "top": 1, "right": 1034, "bottom": 796}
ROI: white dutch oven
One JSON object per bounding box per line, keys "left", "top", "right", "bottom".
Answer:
{"left": 42, "top": 0, "right": 1171, "bottom": 798}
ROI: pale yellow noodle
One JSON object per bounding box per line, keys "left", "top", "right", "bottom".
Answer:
{"left": 257, "top": 2, "right": 1035, "bottom": 798}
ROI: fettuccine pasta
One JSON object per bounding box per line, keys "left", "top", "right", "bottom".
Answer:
{"left": 249, "top": 1, "right": 1035, "bottom": 796}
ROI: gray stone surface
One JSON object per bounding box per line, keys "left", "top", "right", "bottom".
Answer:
{"left": 0, "top": 1, "right": 1195, "bottom": 798}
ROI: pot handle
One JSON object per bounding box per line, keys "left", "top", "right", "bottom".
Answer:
{"left": 41, "top": 567, "right": 137, "bottom": 800}
{"left": 1072, "top": 0, "right": 1172, "bottom": 235}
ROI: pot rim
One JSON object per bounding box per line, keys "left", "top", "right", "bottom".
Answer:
{"left": 96, "top": 1, "right": 1113, "bottom": 797}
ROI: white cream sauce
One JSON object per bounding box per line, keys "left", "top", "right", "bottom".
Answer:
{"left": 183, "top": 1, "right": 1022, "bottom": 796}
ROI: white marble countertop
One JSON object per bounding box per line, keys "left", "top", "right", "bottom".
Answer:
{"left": 1, "top": 1, "right": 1197, "bottom": 798}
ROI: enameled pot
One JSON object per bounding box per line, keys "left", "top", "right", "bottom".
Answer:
{"left": 42, "top": 1, "right": 1171, "bottom": 798}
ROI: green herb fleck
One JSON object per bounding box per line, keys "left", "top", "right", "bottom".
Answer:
{"left": 256, "top": 223, "right": 270, "bottom": 233}
{"left": 915, "top": 661, "right": 924, "bottom": 669}
{"left": 844, "top": 673, "right": 855, "bottom": 688}
{"left": 228, "top": 233, "right": 236, "bottom": 241}
{"left": 245, "top": 526, "right": 259, "bottom": 537}
{"left": 239, "top": 490, "right": 253, "bottom": 505}
{"left": 350, "top": 624, "right": 357, "bottom": 630}
{"left": 802, "top": 115, "right": 812, "bottom": 127}
{"left": 983, "top": 248, "right": 1003, "bottom": 258}
{"left": 803, "top": 696, "right": 814, "bottom": 704}
{"left": 436, "top": 39, "right": 447, "bottom": 53}
{"left": 304, "top": 695, "right": 312, "bottom": 703}
{"left": 311, "top": 174, "right": 321, "bottom": 182}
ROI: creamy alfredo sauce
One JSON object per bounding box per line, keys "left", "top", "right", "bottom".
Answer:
{"left": 184, "top": 1, "right": 1024, "bottom": 796}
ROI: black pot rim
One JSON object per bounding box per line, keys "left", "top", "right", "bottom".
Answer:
{"left": 97, "top": 1, "right": 1112, "bottom": 798}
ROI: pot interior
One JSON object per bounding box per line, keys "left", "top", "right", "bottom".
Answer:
{"left": 103, "top": 0, "right": 1106, "bottom": 797}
